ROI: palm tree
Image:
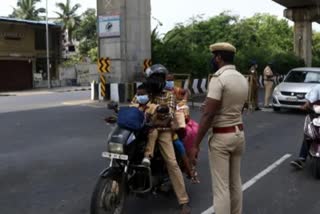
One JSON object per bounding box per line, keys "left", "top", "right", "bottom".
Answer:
{"left": 10, "top": 0, "right": 44, "bottom": 20}
{"left": 55, "top": 0, "right": 81, "bottom": 44}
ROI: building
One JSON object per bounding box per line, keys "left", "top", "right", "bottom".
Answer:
{"left": 0, "top": 17, "right": 62, "bottom": 91}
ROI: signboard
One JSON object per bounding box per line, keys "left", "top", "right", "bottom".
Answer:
{"left": 143, "top": 59, "right": 152, "bottom": 72}
{"left": 0, "top": 32, "right": 25, "bottom": 40}
{"left": 98, "top": 15, "right": 120, "bottom": 38}
{"left": 98, "top": 57, "right": 111, "bottom": 73}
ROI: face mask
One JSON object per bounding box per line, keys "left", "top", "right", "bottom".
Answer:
{"left": 211, "top": 57, "right": 219, "bottom": 72}
{"left": 136, "top": 95, "right": 149, "bottom": 105}
{"left": 165, "top": 81, "right": 174, "bottom": 90}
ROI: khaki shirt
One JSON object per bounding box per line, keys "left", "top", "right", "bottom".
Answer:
{"left": 207, "top": 65, "right": 248, "bottom": 127}
{"left": 263, "top": 66, "right": 274, "bottom": 81}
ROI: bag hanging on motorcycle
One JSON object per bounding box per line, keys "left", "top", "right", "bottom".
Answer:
{"left": 183, "top": 119, "right": 199, "bottom": 151}
{"left": 117, "top": 107, "right": 145, "bottom": 131}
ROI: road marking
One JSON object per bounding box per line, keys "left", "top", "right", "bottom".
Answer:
{"left": 0, "top": 91, "right": 54, "bottom": 96}
{"left": 62, "top": 100, "right": 93, "bottom": 106}
{"left": 201, "top": 154, "right": 292, "bottom": 214}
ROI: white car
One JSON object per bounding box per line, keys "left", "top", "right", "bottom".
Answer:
{"left": 272, "top": 67, "right": 320, "bottom": 111}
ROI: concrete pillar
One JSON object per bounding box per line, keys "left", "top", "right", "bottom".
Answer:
{"left": 284, "top": 7, "right": 320, "bottom": 67}
{"left": 293, "top": 21, "right": 312, "bottom": 67}
{"left": 96, "top": 0, "right": 151, "bottom": 83}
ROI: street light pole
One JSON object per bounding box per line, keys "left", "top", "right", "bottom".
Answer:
{"left": 45, "top": 0, "right": 51, "bottom": 88}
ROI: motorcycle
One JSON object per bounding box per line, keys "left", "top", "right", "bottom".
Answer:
{"left": 303, "top": 105, "right": 320, "bottom": 179}
{"left": 90, "top": 103, "right": 179, "bottom": 214}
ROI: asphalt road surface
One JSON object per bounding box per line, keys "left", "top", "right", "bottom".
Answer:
{"left": 0, "top": 91, "right": 319, "bottom": 214}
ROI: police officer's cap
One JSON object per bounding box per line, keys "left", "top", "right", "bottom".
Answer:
{"left": 209, "top": 42, "right": 236, "bottom": 53}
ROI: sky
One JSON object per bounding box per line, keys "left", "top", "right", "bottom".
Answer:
{"left": 0, "top": 0, "right": 319, "bottom": 33}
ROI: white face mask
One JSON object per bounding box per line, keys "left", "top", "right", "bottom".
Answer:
{"left": 136, "top": 95, "right": 149, "bottom": 105}
{"left": 165, "top": 81, "right": 174, "bottom": 90}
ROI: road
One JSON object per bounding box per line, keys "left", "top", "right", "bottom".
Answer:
{"left": 0, "top": 91, "right": 320, "bottom": 214}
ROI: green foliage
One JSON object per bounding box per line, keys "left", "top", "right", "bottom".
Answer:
{"left": 270, "top": 52, "right": 305, "bottom": 74}
{"left": 74, "top": 8, "right": 97, "bottom": 57}
{"left": 61, "top": 53, "right": 81, "bottom": 67}
{"left": 55, "top": 0, "right": 81, "bottom": 43}
{"left": 313, "top": 32, "right": 320, "bottom": 67}
{"left": 152, "top": 12, "right": 314, "bottom": 77}
{"left": 10, "top": 0, "right": 44, "bottom": 20}
{"left": 88, "top": 47, "right": 98, "bottom": 62}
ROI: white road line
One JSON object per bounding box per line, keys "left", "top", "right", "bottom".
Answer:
{"left": 62, "top": 100, "right": 93, "bottom": 106}
{"left": 201, "top": 154, "right": 292, "bottom": 214}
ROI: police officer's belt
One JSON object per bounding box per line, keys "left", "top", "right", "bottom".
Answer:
{"left": 212, "top": 124, "right": 244, "bottom": 134}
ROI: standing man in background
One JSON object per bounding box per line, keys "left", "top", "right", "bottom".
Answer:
{"left": 249, "top": 61, "right": 260, "bottom": 111}
{"left": 263, "top": 63, "right": 274, "bottom": 108}
{"left": 190, "top": 42, "right": 248, "bottom": 214}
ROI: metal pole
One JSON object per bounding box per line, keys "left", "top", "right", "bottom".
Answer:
{"left": 46, "top": 0, "right": 51, "bottom": 88}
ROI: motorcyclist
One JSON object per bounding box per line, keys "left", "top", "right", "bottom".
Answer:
{"left": 142, "top": 64, "right": 191, "bottom": 214}
{"left": 291, "top": 85, "right": 320, "bottom": 169}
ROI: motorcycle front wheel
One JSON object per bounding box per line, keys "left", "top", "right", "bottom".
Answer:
{"left": 90, "top": 174, "right": 126, "bottom": 214}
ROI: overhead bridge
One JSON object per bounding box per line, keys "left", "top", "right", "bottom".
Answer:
{"left": 273, "top": 0, "right": 320, "bottom": 66}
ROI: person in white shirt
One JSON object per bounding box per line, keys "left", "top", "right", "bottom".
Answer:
{"left": 291, "top": 85, "right": 320, "bottom": 169}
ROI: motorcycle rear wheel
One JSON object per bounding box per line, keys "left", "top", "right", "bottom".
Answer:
{"left": 90, "top": 175, "right": 126, "bottom": 214}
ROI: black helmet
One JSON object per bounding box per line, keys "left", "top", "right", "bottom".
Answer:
{"left": 144, "top": 64, "right": 168, "bottom": 95}
{"left": 145, "top": 64, "right": 168, "bottom": 78}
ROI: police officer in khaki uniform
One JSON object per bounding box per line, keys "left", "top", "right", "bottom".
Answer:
{"left": 249, "top": 61, "right": 260, "bottom": 110}
{"left": 190, "top": 42, "right": 248, "bottom": 214}
{"left": 263, "top": 63, "right": 274, "bottom": 108}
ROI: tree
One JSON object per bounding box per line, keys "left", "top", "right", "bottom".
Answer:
{"left": 313, "top": 32, "right": 320, "bottom": 67}
{"left": 55, "top": 0, "right": 81, "bottom": 44}
{"left": 151, "top": 12, "right": 306, "bottom": 77}
{"left": 74, "top": 8, "right": 97, "bottom": 58}
{"left": 10, "top": 0, "right": 43, "bottom": 20}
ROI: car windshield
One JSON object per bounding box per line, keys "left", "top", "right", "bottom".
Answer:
{"left": 284, "top": 70, "right": 320, "bottom": 83}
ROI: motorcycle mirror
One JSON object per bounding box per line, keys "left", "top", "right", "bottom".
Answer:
{"left": 108, "top": 101, "right": 119, "bottom": 110}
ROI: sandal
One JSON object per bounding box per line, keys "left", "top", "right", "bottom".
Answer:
{"left": 191, "top": 170, "right": 200, "bottom": 184}
{"left": 186, "top": 169, "right": 200, "bottom": 184}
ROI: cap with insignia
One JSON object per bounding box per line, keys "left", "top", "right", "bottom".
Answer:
{"left": 209, "top": 42, "right": 236, "bottom": 53}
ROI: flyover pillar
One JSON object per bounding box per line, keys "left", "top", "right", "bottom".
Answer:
{"left": 96, "top": 0, "right": 151, "bottom": 83}
{"left": 284, "top": 7, "right": 320, "bottom": 67}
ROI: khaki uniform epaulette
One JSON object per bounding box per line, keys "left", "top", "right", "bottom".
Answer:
{"left": 212, "top": 73, "right": 222, "bottom": 77}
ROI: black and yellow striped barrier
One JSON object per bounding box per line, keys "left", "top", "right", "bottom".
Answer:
{"left": 173, "top": 73, "right": 191, "bottom": 89}
{"left": 100, "top": 74, "right": 106, "bottom": 98}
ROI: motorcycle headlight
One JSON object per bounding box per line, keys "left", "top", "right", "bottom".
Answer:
{"left": 273, "top": 87, "right": 281, "bottom": 96}
{"left": 108, "top": 142, "right": 124, "bottom": 154}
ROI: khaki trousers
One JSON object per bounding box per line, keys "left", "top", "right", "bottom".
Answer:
{"left": 251, "top": 88, "right": 259, "bottom": 108}
{"left": 145, "top": 129, "right": 189, "bottom": 205}
{"left": 208, "top": 127, "right": 245, "bottom": 214}
{"left": 264, "top": 80, "right": 273, "bottom": 107}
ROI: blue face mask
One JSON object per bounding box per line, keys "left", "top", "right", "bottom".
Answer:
{"left": 165, "top": 81, "right": 174, "bottom": 90}
{"left": 136, "top": 95, "right": 149, "bottom": 105}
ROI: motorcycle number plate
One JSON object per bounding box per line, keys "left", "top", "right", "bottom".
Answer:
{"left": 102, "top": 152, "right": 128, "bottom": 161}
